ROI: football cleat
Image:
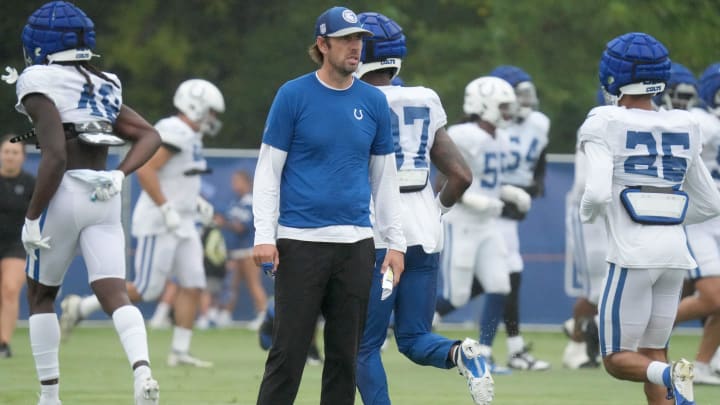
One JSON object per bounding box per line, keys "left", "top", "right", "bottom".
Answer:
{"left": 507, "top": 346, "right": 550, "bottom": 371}
{"left": 454, "top": 338, "right": 495, "bottom": 405}
{"left": 36, "top": 396, "right": 61, "bottom": 405}
{"left": 692, "top": 362, "right": 720, "bottom": 385}
{"left": 167, "top": 351, "right": 213, "bottom": 368}
{"left": 134, "top": 377, "right": 160, "bottom": 405}
{"left": 562, "top": 341, "right": 599, "bottom": 369}
{"left": 59, "top": 294, "right": 82, "bottom": 341}
{"left": 668, "top": 359, "right": 695, "bottom": 405}
{"left": 0, "top": 342, "right": 11, "bottom": 358}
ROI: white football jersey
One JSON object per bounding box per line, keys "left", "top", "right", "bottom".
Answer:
{"left": 132, "top": 116, "right": 206, "bottom": 236}
{"left": 498, "top": 111, "right": 550, "bottom": 188}
{"left": 446, "top": 122, "right": 505, "bottom": 221}
{"left": 690, "top": 107, "right": 720, "bottom": 188}
{"left": 371, "top": 85, "right": 447, "bottom": 253}
{"left": 579, "top": 105, "right": 705, "bottom": 269}
{"left": 16, "top": 64, "right": 122, "bottom": 124}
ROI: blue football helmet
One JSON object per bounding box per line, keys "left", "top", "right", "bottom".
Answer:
{"left": 489, "top": 65, "right": 538, "bottom": 119}
{"left": 699, "top": 62, "right": 720, "bottom": 117}
{"left": 22, "top": 1, "right": 96, "bottom": 66}
{"left": 599, "top": 32, "right": 671, "bottom": 97}
{"left": 356, "top": 12, "right": 407, "bottom": 79}
{"left": 654, "top": 62, "right": 697, "bottom": 110}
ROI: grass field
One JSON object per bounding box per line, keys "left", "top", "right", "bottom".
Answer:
{"left": 0, "top": 326, "right": 716, "bottom": 404}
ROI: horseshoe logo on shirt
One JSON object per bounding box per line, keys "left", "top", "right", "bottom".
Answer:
{"left": 354, "top": 109, "right": 364, "bottom": 120}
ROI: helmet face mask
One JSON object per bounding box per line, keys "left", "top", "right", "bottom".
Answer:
{"left": 173, "top": 79, "right": 226, "bottom": 136}
{"left": 598, "top": 32, "right": 671, "bottom": 98}
{"left": 356, "top": 12, "right": 407, "bottom": 80}
{"left": 22, "top": 1, "right": 96, "bottom": 66}
{"left": 463, "top": 76, "right": 518, "bottom": 129}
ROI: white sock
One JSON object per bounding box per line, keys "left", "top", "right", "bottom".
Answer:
{"left": 112, "top": 305, "right": 150, "bottom": 366}
{"left": 79, "top": 295, "right": 102, "bottom": 318}
{"left": 171, "top": 326, "right": 192, "bottom": 354}
{"left": 507, "top": 335, "right": 525, "bottom": 355}
{"left": 133, "top": 365, "right": 152, "bottom": 381}
{"left": 647, "top": 361, "right": 671, "bottom": 387}
{"left": 151, "top": 302, "right": 171, "bottom": 321}
{"left": 29, "top": 313, "right": 61, "bottom": 382}
{"left": 40, "top": 383, "right": 60, "bottom": 400}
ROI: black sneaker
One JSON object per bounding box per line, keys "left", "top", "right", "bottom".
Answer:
{"left": 0, "top": 342, "right": 11, "bottom": 358}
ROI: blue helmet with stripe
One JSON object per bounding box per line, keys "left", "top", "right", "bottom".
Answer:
{"left": 356, "top": 12, "right": 406, "bottom": 80}
{"left": 654, "top": 62, "right": 697, "bottom": 110}
{"left": 22, "top": 1, "right": 96, "bottom": 66}
{"left": 599, "top": 32, "right": 670, "bottom": 97}
{"left": 489, "top": 65, "right": 537, "bottom": 119}
{"left": 699, "top": 62, "right": 720, "bottom": 116}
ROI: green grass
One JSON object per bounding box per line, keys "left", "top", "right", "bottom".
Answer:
{"left": 0, "top": 326, "right": 714, "bottom": 404}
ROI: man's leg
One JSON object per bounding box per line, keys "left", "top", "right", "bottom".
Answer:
{"left": 320, "top": 239, "right": 374, "bottom": 405}
{"left": 357, "top": 249, "right": 395, "bottom": 405}
{"left": 257, "top": 239, "right": 331, "bottom": 405}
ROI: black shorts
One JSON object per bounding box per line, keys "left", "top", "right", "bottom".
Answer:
{"left": 0, "top": 239, "right": 25, "bottom": 260}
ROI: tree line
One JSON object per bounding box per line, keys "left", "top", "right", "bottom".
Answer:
{"left": 1, "top": 0, "right": 717, "bottom": 152}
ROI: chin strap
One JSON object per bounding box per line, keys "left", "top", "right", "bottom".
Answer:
{"left": 47, "top": 48, "right": 100, "bottom": 64}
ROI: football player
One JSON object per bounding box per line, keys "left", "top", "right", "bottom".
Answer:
{"left": 61, "top": 78, "right": 224, "bottom": 368}
{"left": 580, "top": 32, "right": 720, "bottom": 404}
{"left": 12, "top": 1, "right": 161, "bottom": 403}
{"left": 675, "top": 62, "right": 720, "bottom": 385}
{"left": 438, "top": 75, "right": 532, "bottom": 375}
{"left": 561, "top": 88, "right": 608, "bottom": 370}
{"left": 353, "top": 12, "right": 494, "bottom": 405}
{"left": 490, "top": 65, "right": 551, "bottom": 371}
{"left": 654, "top": 62, "right": 699, "bottom": 111}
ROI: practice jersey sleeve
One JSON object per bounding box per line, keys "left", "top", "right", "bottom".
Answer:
{"left": 579, "top": 141, "right": 613, "bottom": 223}
{"left": 684, "top": 156, "right": 720, "bottom": 225}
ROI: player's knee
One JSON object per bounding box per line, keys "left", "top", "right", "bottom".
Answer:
{"left": 601, "top": 353, "right": 624, "bottom": 380}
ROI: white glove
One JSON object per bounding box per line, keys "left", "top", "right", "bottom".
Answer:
{"left": 159, "top": 202, "right": 181, "bottom": 231}
{"left": 461, "top": 193, "right": 504, "bottom": 217}
{"left": 500, "top": 185, "right": 532, "bottom": 213}
{"left": 91, "top": 170, "right": 125, "bottom": 201}
{"left": 21, "top": 217, "right": 51, "bottom": 260}
{"left": 1, "top": 66, "right": 18, "bottom": 84}
{"left": 196, "top": 196, "right": 214, "bottom": 226}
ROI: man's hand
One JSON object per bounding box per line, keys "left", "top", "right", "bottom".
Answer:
{"left": 22, "top": 217, "right": 51, "bottom": 260}
{"left": 253, "top": 244, "right": 279, "bottom": 278}
{"left": 91, "top": 170, "right": 125, "bottom": 201}
{"left": 196, "top": 196, "right": 214, "bottom": 226}
{"left": 159, "top": 202, "right": 181, "bottom": 231}
{"left": 381, "top": 249, "right": 405, "bottom": 287}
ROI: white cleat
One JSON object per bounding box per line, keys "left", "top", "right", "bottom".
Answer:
{"left": 670, "top": 359, "right": 695, "bottom": 405}
{"left": 455, "top": 338, "right": 494, "bottom": 405}
{"left": 59, "top": 294, "right": 82, "bottom": 341}
{"left": 507, "top": 347, "right": 550, "bottom": 371}
{"left": 37, "top": 397, "right": 61, "bottom": 405}
{"left": 692, "top": 362, "right": 720, "bottom": 385}
{"left": 167, "top": 351, "right": 213, "bottom": 368}
{"left": 134, "top": 376, "right": 160, "bottom": 405}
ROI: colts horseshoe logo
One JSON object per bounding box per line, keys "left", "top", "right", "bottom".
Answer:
{"left": 354, "top": 109, "right": 364, "bottom": 120}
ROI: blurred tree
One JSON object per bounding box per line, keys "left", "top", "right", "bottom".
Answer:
{"left": 0, "top": 0, "right": 717, "bottom": 152}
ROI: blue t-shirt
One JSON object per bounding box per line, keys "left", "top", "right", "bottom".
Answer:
{"left": 223, "top": 193, "right": 254, "bottom": 251}
{"left": 262, "top": 73, "right": 394, "bottom": 228}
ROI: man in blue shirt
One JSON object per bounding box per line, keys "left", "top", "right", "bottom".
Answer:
{"left": 252, "top": 6, "right": 406, "bottom": 405}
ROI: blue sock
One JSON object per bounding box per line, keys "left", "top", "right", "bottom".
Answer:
{"left": 662, "top": 366, "right": 671, "bottom": 388}
{"left": 479, "top": 293, "right": 506, "bottom": 346}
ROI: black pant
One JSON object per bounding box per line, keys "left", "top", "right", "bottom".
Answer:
{"left": 257, "top": 238, "right": 375, "bottom": 405}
